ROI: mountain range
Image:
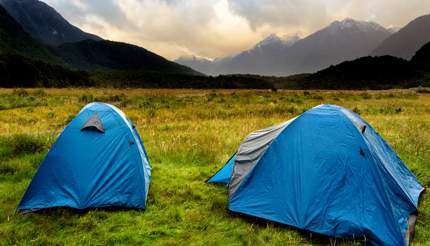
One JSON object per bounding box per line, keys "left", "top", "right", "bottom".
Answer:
{"left": 0, "top": 0, "right": 200, "bottom": 78}
{"left": 0, "top": 0, "right": 430, "bottom": 88}
{"left": 177, "top": 15, "right": 430, "bottom": 76}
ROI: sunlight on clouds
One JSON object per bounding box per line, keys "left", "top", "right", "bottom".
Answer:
{"left": 102, "top": 0, "right": 262, "bottom": 59}
{"left": 42, "top": 0, "right": 430, "bottom": 60}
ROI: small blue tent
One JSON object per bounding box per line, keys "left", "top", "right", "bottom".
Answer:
{"left": 18, "top": 102, "right": 151, "bottom": 212}
{"left": 209, "top": 104, "right": 423, "bottom": 245}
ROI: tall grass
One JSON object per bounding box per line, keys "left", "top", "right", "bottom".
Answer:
{"left": 0, "top": 134, "right": 49, "bottom": 158}
{"left": 0, "top": 88, "right": 428, "bottom": 245}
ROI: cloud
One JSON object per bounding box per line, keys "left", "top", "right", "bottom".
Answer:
{"left": 228, "top": 0, "right": 430, "bottom": 32}
{"left": 228, "top": 0, "right": 330, "bottom": 33}
{"left": 44, "top": 0, "right": 264, "bottom": 59}
{"left": 44, "top": 0, "right": 129, "bottom": 28}
{"left": 43, "top": 0, "right": 430, "bottom": 59}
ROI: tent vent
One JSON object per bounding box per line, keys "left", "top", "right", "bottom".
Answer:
{"left": 81, "top": 112, "right": 104, "bottom": 133}
{"left": 361, "top": 125, "right": 367, "bottom": 134}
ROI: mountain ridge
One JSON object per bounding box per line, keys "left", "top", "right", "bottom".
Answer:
{"left": 371, "top": 13, "right": 430, "bottom": 59}
{"left": 51, "top": 39, "right": 202, "bottom": 75}
{"left": 177, "top": 18, "right": 391, "bottom": 76}
{"left": 0, "top": 2, "right": 201, "bottom": 87}
{"left": 0, "top": 4, "right": 60, "bottom": 63}
{"left": 0, "top": 0, "right": 102, "bottom": 45}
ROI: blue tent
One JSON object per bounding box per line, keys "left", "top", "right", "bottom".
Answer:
{"left": 209, "top": 104, "right": 423, "bottom": 245}
{"left": 18, "top": 102, "right": 151, "bottom": 212}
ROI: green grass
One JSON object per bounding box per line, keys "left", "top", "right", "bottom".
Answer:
{"left": 0, "top": 88, "right": 429, "bottom": 245}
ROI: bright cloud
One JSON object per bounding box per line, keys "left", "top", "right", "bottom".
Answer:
{"left": 43, "top": 0, "right": 430, "bottom": 59}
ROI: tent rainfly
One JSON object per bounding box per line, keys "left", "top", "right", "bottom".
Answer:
{"left": 18, "top": 102, "right": 151, "bottom": 212}
{"left": 209, "top": 104, "right": 423, "bottom": 246}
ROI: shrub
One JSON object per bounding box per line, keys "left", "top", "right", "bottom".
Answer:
{"left": 0, "top": 161, "right": 17, "bottom": 175}
{"left": 0, "top": 94, "right": 47, "bottom": 110}
{"left": 79, "top": 94, "right": 94, "bottom": 103}
{"left": 94, "top": 94, "right": 123, "bottom": 103}
{"left": 12, "top": 88, "right": 29, "bottom": 96}
{"left": 0, "top": 134, "right": 49, "bottom": 159}
{"left": 33, "top": 89, "right": 47, "bottom": 96}
{"left": 311, "top": 95, "right": 324, "bottom": 100}
{"left": 360, "top": 92, "right": 372, "bottom": 99}
{"left": 352, "top": 107, "right": 361, "bottom": 114}
{"left": 379, "top": 106, "right": 403, "bottom": 114}
{"left": 417, "top": 88, "right": 430, "bottom": 94}
{"left": 119, "top": 98, "right": 131, "bottom": 107}
{"left": 207, "top": 92, "right": 218, "bottom": 102}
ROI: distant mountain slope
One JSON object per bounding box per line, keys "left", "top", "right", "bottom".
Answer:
{"left": 213, "top": 34, "right": 300, "bottom": 75}
{"left": 0, "top": 5, "right": 59, "bottom": 62}
{"left": 0, "top": 0, "right": 101, "bottom": 45}
{"left": 51, "top": 40, "right": 201, "bottom": 75}
{"left": 372, "top": 14, "right": 430, "bottom": 59}
{"left": 174, "top": 56, "right": 214, "bottom": 75}
{"left": 178, "top": 19, "right": 391, "bottom": 76}
{"left": 282, "top": 19, "right": 392, "bottom": 75}
{"left": 176, "top": 34, "right": 300, "bottom": 75}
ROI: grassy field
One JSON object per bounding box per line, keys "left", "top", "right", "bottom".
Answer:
{"left": 0, "top": 88, "right": 429, "bottom": 245}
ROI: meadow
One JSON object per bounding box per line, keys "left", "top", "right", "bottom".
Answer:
{"left": 0, "top": 88, "right": 429, "bottom": 245}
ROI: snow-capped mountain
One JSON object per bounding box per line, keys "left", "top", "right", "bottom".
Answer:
{"left": 254, "top": 34, "right": 300, "bottom": 49}
{"left": 327, "top": 18, "right": 388, "bottom": 33}
{"left": 176, "top": 34, "right": 301, "bottom": 75}
{"left": 177, "top": 18, "right": 391, "bottom": 76}
{"left": 280, "top": 18, "right": 392, "bottom": 74}
{"left": 174, "top": 55, "right": 214, "bottom": 75}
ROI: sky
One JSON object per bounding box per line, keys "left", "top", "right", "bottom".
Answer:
{"left": 43, "top": 0, "right": 430, "bottom": 60}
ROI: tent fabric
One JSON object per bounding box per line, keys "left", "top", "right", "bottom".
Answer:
{"left": 208, "top": 118, "right": 296, "bottom": 186}
{"left": 230, "top": 118, "right": 295, "bottom": 195}
{"left": 207, "top": 153, "right": 236, "bottom": 184}
{"left": 209, "top": 104, "right": 423, "bottom": 246}
{"left": 18, "top": 102, "right": 151, "bottom": 212}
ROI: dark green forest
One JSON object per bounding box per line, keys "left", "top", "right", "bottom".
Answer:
{"left": 301, "top": 49, "right": 430, "bottom": 89}
{"left": 0, "top": 54, "right": 90, "bottom": 87}
{"left": 304, "top": 56, "right": 417, "bottom": 89}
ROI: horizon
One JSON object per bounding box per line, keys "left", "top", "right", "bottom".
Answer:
{"left": 42, "top": 0, "right": 430, "bottom": 60}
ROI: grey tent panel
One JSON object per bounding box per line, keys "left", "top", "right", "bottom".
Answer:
{"left": 229, "top": 118, "right": 297, "bottom": 196}
{"left": 405, "top": 214, "right": 417, "bottom": 246}
{"left": 81, "top": 112, "right": 104, "bottom": 133}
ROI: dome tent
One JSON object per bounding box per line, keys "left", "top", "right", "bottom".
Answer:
{"left": 18, "top": 102, "right": 151, "bottom": 212}
{"left": 208, "top": 104, "right": 423, "bottom": 245}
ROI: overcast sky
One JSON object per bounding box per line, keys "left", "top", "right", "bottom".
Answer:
{"left": 43, "top": 0, "right": 430, "bottom": 60}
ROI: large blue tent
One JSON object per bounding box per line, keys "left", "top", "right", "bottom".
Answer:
{"left": 18, "top": 102, "right": 151, "bottom": 212}
{"left": 209, "top": 104, "right": 423, "bottom": 245}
